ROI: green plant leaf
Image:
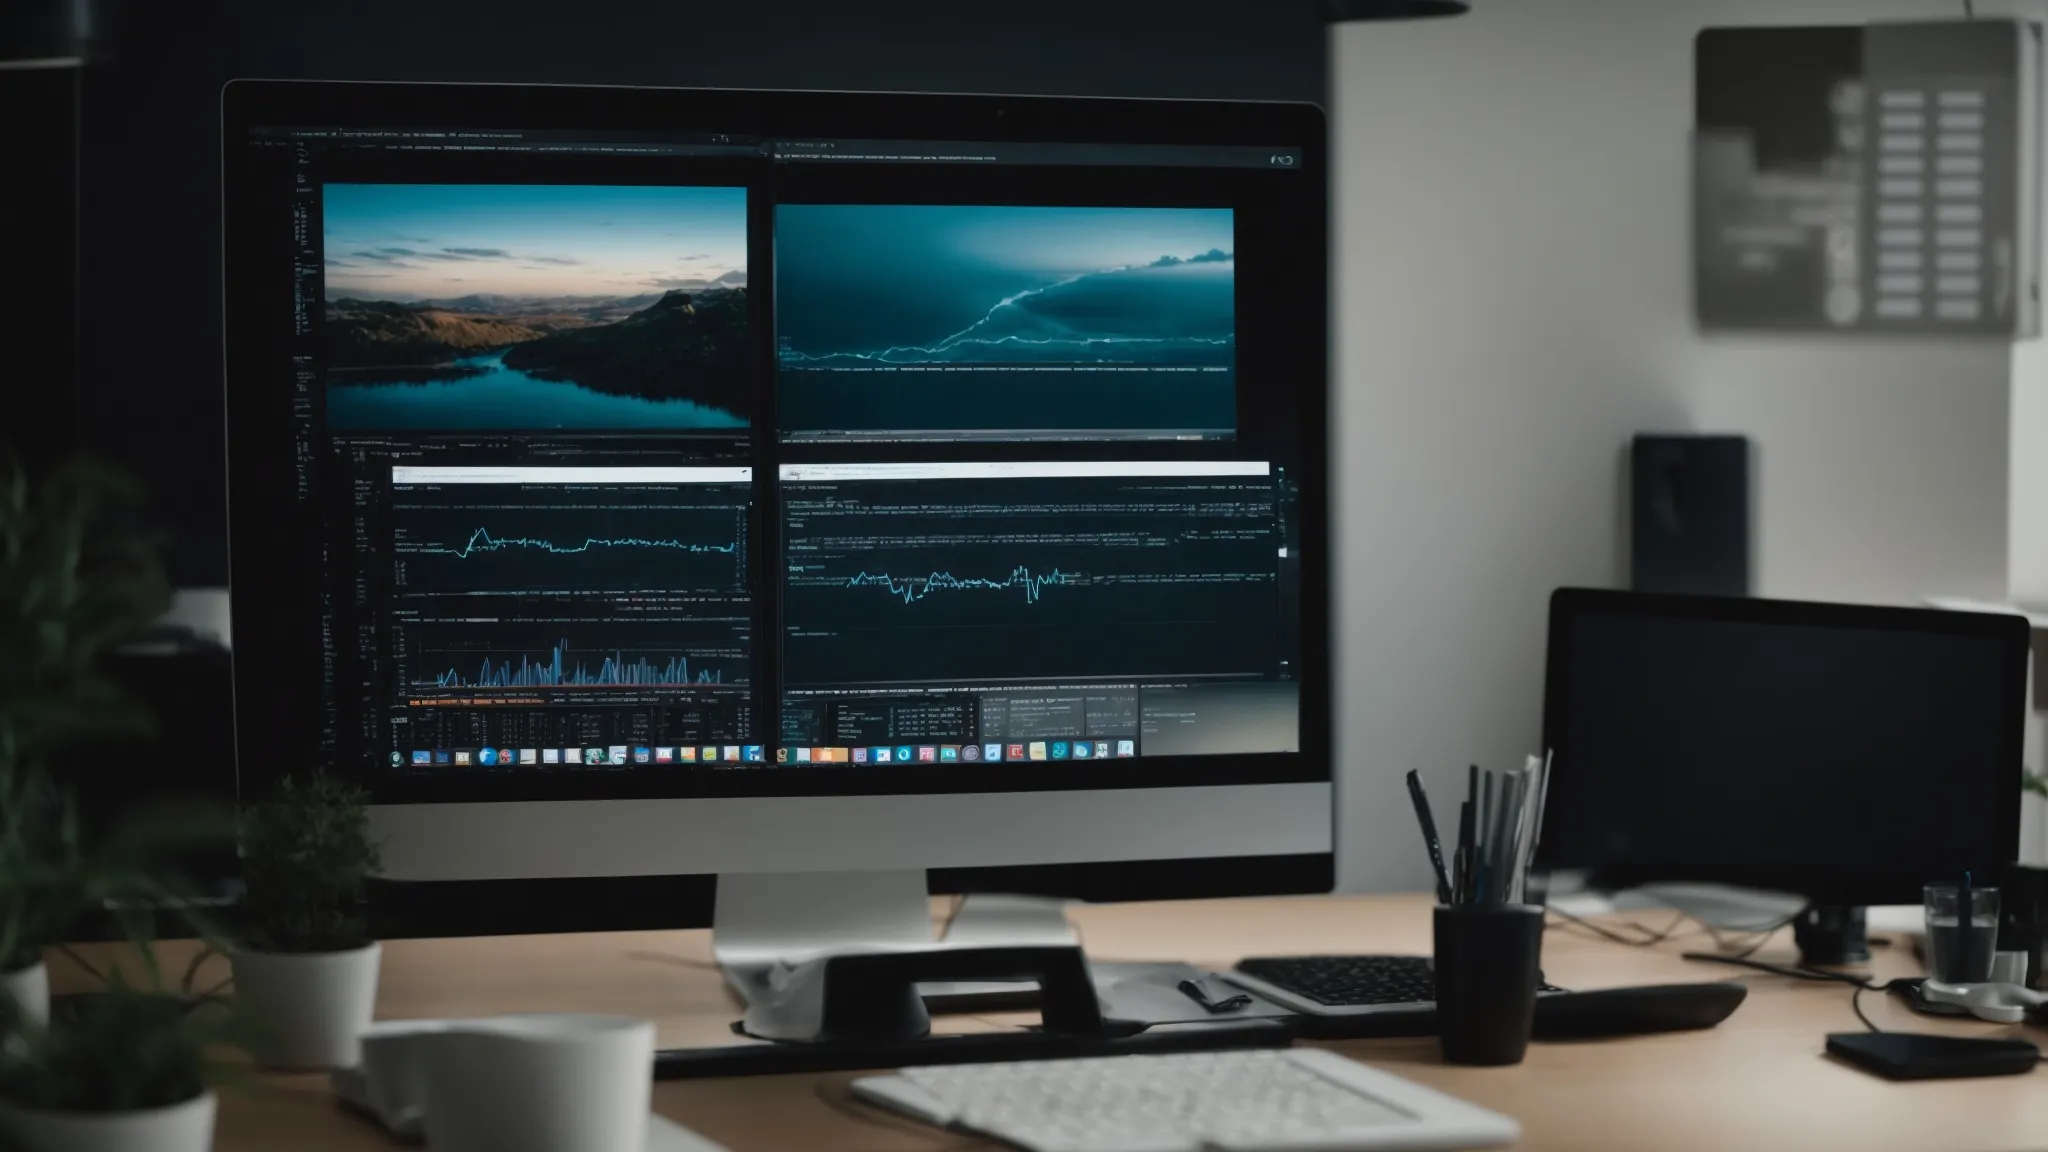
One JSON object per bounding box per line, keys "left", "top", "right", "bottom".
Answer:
{"left": 239, "top": 772, "right": 385, "bottom": 953}
{"left": 0, "top": 967, "right": 242, "bottom": 1113}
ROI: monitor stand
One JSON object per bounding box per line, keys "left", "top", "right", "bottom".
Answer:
{"left": 1791, "top": 904, "right": 1871, "bottom": 966}
{"left": 711, "top": 871, "right": 1076, "bottom": 1007}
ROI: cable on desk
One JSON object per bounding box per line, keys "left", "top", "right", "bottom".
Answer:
{"left": 1680, "top": 952, "right": 1867, "bottom": 984}
{"left": 1683, "top": 951, "right": 1918, "bottom": 1035}
{"left": 1851, "top": 984, "right": 1883, "bottom": 1033}
{"left": 1546, "top": 904, "right": 1799, "bottom": 960}
{"left": 1544, "top": 905, "right": 1693, "bottom": 946}
{"left": 1698, "top": 918, "right": 1796, "bottom": 960}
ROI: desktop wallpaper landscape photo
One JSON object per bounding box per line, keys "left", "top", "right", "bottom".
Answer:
{"left": 774, "top": 204, "right": 1237, "bottom": 437}
{"left": 321, "top": 183, "right": 750, "bottom": 431}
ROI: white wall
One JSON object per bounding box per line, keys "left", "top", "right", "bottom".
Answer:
{"left": 1334, "top": 0, "right": 2016, "bottom": 891}
{"left": 2018, "top": 371, "right": 2048, "bottom": 602}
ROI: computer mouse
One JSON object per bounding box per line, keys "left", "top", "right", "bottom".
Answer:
{"left": 1531, "top": 981, "right": 1748, "bottom": 1040}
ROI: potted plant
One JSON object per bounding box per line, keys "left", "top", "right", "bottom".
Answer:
{"left": 0, "top": 976, "right": 233, "bottom": 1152}
{"left": 0, "top": 456, "right": 173, "bottom": 1026}
{"left": 233, "top": 772, "right": 384, "bottom": 1069}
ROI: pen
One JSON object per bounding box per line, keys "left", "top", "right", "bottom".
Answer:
{"left": 1499, "top": 766, "right": 1531, "bottom": 901}
{"left": 1477, "top": 771, "right": 1495, "bottom": 903}
{"left": 1455, "top": 800, "right": 1473, "bottom": 905}
{"left": 1460, "top": 766, "right": 1478, "bottom": 904}
{"left": 1406, "top": 769, "right": 1454, "bottom": 905}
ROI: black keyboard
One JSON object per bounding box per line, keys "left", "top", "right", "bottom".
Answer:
{"left": 1234, "top": 955, "right": 1440, "bottom": 1007}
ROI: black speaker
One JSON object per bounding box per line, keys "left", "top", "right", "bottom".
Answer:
{"left": 1630, "top": 435, "right": 1751, "bottom": 597}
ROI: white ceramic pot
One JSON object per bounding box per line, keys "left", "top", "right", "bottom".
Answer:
{"left": 0, "top": 1089, "right": 216, "bottom": 1152}
{"left": 231, "top": 941, "right": 381, "bottom": 1070}
{"left": 1, "top": 961, "right": 48, "bottom": 1029}
{"left": 421, "top": 1014, "right": 654, "bottom": 1152}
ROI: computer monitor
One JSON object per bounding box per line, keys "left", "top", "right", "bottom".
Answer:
{"left": 219, "top": 82, "right": 1330, "bottom": 959}
{"left": 1538, "top": 588, "right": 2030, "bottom": 961}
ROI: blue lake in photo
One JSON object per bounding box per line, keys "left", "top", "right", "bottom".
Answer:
{"left": 326, "top": 352, "right": 747, "bottom": 431}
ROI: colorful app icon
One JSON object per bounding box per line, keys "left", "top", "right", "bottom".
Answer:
{"left": 776, "top": 747, "right": 789, "bottom": 764}
{"left": 434, "top": 750, "right": 452, "bottom": 765}
{"left": 939, "top": 745, "right": 961, "bottom": 762}
{"left": 543, "top": 748, "right": 562, "bottom": 765}
{"left": 723, "top": 745, "right": 741, "bottom": 763}
{"left": 478, "top": 747, "right": 499, "bottom": 767}
{"left": 984, "top": 743, "right": 1004, "bottom": 763}
{"left": 411, "top": 750, "right": 432, "bottom": 766}
{"left": 390, "top": 751, "right": 403, "bottom": 767}
{"left": 1008, "top": 743, "right": 1027, "bottom": 761}
{"left": 960, "top": 744, "right": 980, "bottom": 762}
{"left": 671, "top": 746, "right": 692, "bottom": 762}
{"left": 917, "top": 746, "right": 938, "bottom": 763}
{"left": 852, "top": 747, "right": 870, "bottom": 764}
{"left": 795, "top": 747, "right": 813, "bottom": 763}
{"left": 653, "top": 747, "right": 674, "bottom": 764}
{"left": 566, "top": 747, "right": 583, "bottom": 764}
{"left": 520, "top": 748, "right": 539, "bottom": 765}
{"left": 700, "top": 746, "right": 719, "bottom": 763}
{"left": 602, "top": 745, "right": 624, "bottom": 765}
{"left": 581, "top": 747, "right": 602, "bottom": 764}
{"left": 875, "top": 746, "right": 894, "bottom": 764}
{"left": 1117, "top": 739, "right": 1136, "bottom": 758}
{"left": 744, "top": 745, "right": 765, "bottom": 763}
{"left": 499, "top": 749, "right": 516, "bottom": 766}
{"left": 1072, "top": 742, "right": 1092, "bottom": 760}
{"left": 1028, "top": 742, "right": 1048, "bottom": 761}
{"left": 1050, "top": 741, "right": 1069, "bottom": 760}
{"left": 454, "top": 750, "right": 472, "bottom": 766}
{"left": 896, "top": 746, "right": 915, "bottom": 763}
{"left": 628, "top": 747, "right": 648, "bottom": 764}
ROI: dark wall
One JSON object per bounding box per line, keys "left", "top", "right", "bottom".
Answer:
{"left": 2, "top": 65, "right": 79, "bottom": 478}
{"left": 74, "top": 0, "right": 1327, "bottom": 586}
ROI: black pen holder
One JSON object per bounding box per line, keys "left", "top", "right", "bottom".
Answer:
{"left": 1433, "top": 903, "right": 1543, "bottom": 1067}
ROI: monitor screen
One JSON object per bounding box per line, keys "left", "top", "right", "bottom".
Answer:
{"left": 1538, "top": 591, "right": 2028, "bottom": 904}
{"left": 221, "top": 89, "right": 1325, "bottom": 806}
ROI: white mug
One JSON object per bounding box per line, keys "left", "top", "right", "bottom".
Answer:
{"left": 420, "top": 1014, "right": 654, "bottom": 1152}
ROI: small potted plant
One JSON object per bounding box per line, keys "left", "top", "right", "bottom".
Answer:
{"left": 0, "top": 456, "right": 173, "bottom": 1026}
{"left": 232, "top": 772, "right": 384, "bottom": 1069}
{"left": 0, "top": 977, "right": 234, "bottom": 1152}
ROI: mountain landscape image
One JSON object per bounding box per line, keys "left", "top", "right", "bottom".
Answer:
{"left": 322, "top": 183, "right": 750, "bottom": 430}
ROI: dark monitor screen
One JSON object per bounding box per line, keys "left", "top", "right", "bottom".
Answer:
{"left": 219, "top": 84, "right": 1327, "bottom": 808}
{"left": 1538, "top": 589, "right": 2029, "bottom": 905}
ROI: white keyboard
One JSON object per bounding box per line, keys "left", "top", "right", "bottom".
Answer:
{"left": 852, "top": 1047, "right": 1520, "bottom": 1152}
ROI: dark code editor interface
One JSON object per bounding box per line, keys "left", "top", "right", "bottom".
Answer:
{"left": 240, "top": 124, "right": 1310, "bottom": 784}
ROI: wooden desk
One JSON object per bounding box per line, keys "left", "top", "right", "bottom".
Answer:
{"left": 57, "top": 894, "right": 2048, "bottom": 1151}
